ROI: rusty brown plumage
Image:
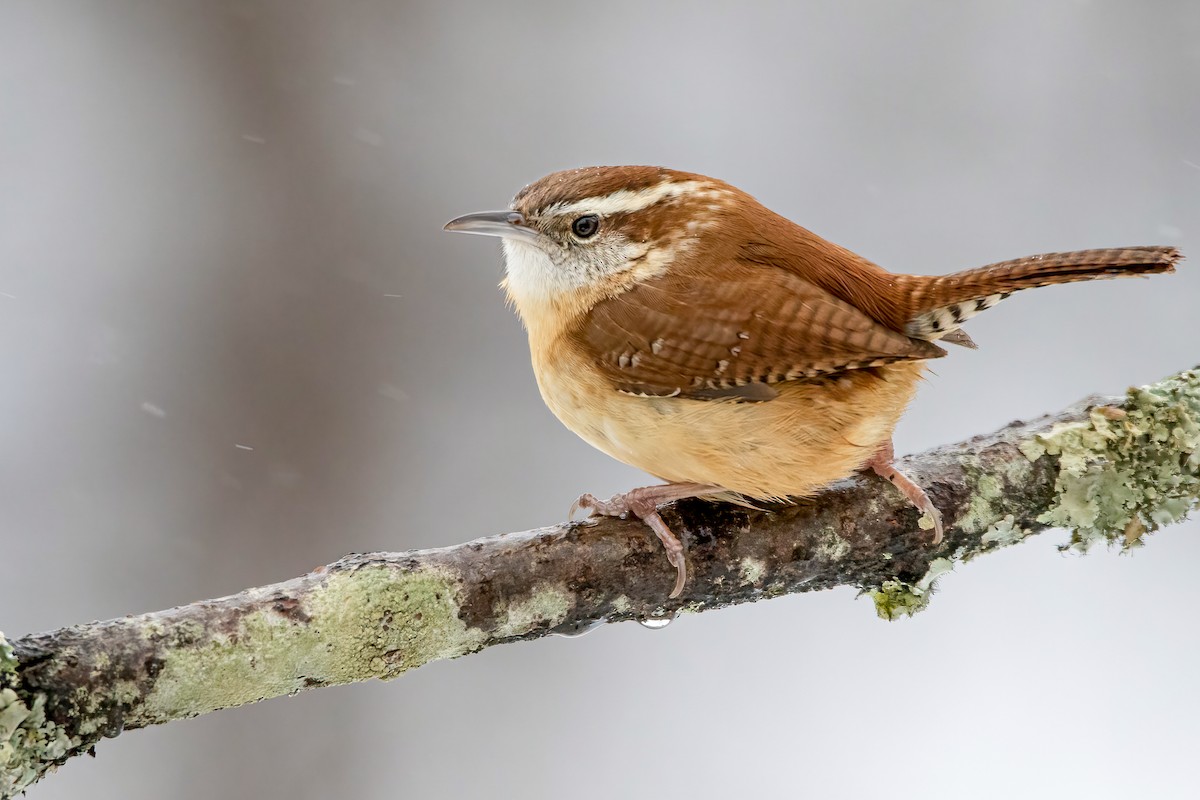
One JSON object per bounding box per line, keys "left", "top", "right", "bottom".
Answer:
{"left": 553, "top": 171, "right": 1180, "bottom": 401}
{"left": 576, "top": 262, "right": 945, "bottom": 400}
{"left": 899, "top": 247, "right": 1180, "bottom": 337}
{"left": 446, "top": 165, "right": 1180, "bottom": 597}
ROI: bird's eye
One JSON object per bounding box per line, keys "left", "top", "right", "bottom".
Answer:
{"left": 571, "top": 214, "right": 600, "bottom": 239}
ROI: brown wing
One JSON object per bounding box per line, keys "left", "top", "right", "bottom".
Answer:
{"left": 574, "top": 263, "right": 945, "bottom": 401}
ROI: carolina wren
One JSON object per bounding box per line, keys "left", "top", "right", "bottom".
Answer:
{"left": 445, "top": 166, "right": 1180, "bottom": 598}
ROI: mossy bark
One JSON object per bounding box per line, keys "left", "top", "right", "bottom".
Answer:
{"left": 3, "top": 366, "right": 1198, "bottom": 797}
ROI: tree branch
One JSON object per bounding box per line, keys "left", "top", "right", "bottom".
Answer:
{"left": 3, "top": 366, "right": 1199, "bottom": 796}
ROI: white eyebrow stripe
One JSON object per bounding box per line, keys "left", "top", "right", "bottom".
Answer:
{"left": 546, "top": 180, "right": 714, "bottom": 217}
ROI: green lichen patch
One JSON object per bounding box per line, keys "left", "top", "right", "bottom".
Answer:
{"left": 0, "top": 688, "right": 77, "bottom": 797}
{"left": 954, "top": 457, "right": 1039, "bottom": 538}
{"left": 738, "top": 558, "right": 767, "bottom": 586}
{"left": 814, "top": 527, "right": 851, "bottom": 560}
{"left": 1019, "top": 370, "right": 1200, "bottom": 552}
{"left": 868, "top": 558, "right": 954, "bottom": 621}
{"left": 493, "top": 587, "right": 572, "bottom": 639}
{"left": 141, "top": 565, "right": 486, "bottom": 724}
{"left": 1, "top": 630, "right": 81, "bottom": 795}
{"left": 869, "top": 580, "right": 927, "bottom": 621}
{"left": 957, "top": 472, "right": 1005, "bottom": 535}
{"left": 0, "top": 633, "right": 14, "bottom": 676}
{"left": 980, "top": 514, "right": 1030, "bottom": 548}
{"left": 916, "top": 557, "right": 955, "bottom": 592}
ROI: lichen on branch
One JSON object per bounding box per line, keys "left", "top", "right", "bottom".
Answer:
{"left": 871, "top": 368, "right": 1200, "bottom": 619}
{"left": 1, "top": 632, "right": 74, "bottom": 798}
{"left": 2, "top": 366, "right": 1198, "bottom": 797}
{"left": 1021, "top": 372, "right": 1200, "bottom": 551}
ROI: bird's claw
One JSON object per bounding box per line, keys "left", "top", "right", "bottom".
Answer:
{"left": 918, "top": 505, "right": 945, "bottom": 545}
{"left": 570, "top": 491, "right": 632, "bottom": 520}
{"left": 866, "top": 440, "right": 946, "bottom": 546}
{"left": 569, "top": 493, "right": 596, "bottom": 521}
{"left": 567, "top": 484, "right": 724, "bottom": 599}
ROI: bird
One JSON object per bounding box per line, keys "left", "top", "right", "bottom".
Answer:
{"left": 444, "top": 166, "right": 1180, "bottom": 598}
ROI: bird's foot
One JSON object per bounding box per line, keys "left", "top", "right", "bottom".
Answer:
{"left": 864, "top": 440, "right": 945, "bottom": 544}
{"left": 570, "top": 483, "right": 725, "bottom": 599}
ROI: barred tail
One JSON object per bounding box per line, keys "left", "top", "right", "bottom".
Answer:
{"left": 903, "top": 246, "right": 1180, "bottom": 341}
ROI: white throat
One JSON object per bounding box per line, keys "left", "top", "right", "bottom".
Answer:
{"left": 501, "top": 239, "right": 574, "bottom": 311}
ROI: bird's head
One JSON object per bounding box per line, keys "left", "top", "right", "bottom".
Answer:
{"left": 444, "top": 166, "right": 741, "bottom": 323}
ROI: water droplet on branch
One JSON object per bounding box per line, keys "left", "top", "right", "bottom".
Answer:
{"left": 637, "top": 611, "right": 676, "bottom": 630}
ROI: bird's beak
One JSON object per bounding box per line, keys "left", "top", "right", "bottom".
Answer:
{"left": 443, "top": 210, "right": 542, "bottom": 244}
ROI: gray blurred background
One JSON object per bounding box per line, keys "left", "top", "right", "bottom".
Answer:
{"left": 3, "top": 1, "right": 1199, "bottom": 797}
